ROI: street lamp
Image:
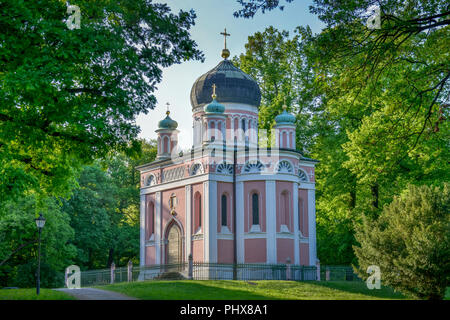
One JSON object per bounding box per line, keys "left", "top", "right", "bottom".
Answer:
{"left": 35, "top": 213, "right": 46, "bottom": 295}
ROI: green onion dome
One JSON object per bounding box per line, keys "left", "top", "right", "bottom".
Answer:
{"left": 275, "top": 105, "right": 296, "bottom": 124}
{"left": 158, "top": 111, "right": 178, "bottom": 129}
{"left": 204, "top": 98, "right": 225, "bottom": 114}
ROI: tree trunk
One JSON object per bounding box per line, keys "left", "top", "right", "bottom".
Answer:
{"left": 371, "top": 183, "right": 379, "bottom": 209}
{"left": 107, "top": 248, "right": 114, "bottom": 268}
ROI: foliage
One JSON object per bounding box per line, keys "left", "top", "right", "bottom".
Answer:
{"left": 63, "top": 139, "right": 157, "bottom": 269}
{"left": 234, "top": 1, "right": 449, "bottom": 267}
{"left": 0, "top": 139, "right": 156, "bottom": 286}
{"left": 0, "top": 195, "right": 76, "bottom": 287}
{"left": 234, "top": 0, "right": 295, "bottom": 18}
{"left": 0, "top": 0, "right": 203, "bottom": 200}
{"left": 232, "top": 26, "right": 317, "bottom": 153}
{"left": 354, "top": 184, "right": 450, "bottom": 300}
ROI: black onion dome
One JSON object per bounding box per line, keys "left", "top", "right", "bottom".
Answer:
{"left": 190, "top": 59, "right": 261, "bottom": 109}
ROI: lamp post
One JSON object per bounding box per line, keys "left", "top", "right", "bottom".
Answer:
{"left": 35, "top": 213, "right": 46, "bottom": 295}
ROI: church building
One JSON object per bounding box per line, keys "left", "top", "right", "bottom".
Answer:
{"left": 137, "top": 35, "right": 318, "bottom": 271}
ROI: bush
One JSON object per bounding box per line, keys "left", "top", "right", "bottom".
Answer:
{"left": 354, "top": 184, "right": 449, "bottom": 299}
{"left": 13, "top": 260, "right": 64, "bottom": 288}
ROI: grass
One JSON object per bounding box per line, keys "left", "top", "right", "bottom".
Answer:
{"left": 99, "top": 280, "right": 410, "bottom": 300}
{"left": 0, "top": 288, "right": 75, "bottom": 300}
{"left": 1, "top": 282, "right": 445, "bottom": 300}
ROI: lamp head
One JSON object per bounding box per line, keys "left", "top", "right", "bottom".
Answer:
{"left": 35, "top": 212, "right": 46, "bottom": 229}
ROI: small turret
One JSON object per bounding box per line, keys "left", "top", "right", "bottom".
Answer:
{"left": 156, "top": 103, "right": 179, "bottom": 160}
{"left": 202, "top": 84, "right": 227, "bottom": 144}
{"left": 274, "top": 103, "right": 296, "bottom": 150}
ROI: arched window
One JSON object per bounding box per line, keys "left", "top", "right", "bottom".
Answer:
{"left": 147, "top": 201, "right": 155, "bottom": 239}
{"left": 157, "top": 136, "right": 161, "bottom": 154}
{"left": 221, "top": 194, "right": 227, "bottom": 226}
{"left": 299, "top": 198, "right": 306, "bottom": 235}
{"left": 210, "top": 121, "right": 215, "bottom": 141}
{"left": 281, "top": 191, "right": 289, "bottom": 227}
{"left": 241, "top": 118, "right": 246, "bottom": 141}
{"left": 252, "top": 193, "right": 259, "bottom": 225}
{"left": 194, "top": 192, "right": 202, "bottom": 231}
{"left": 163, "top": 136, "right": 169, "bottom": 154}
{"left": 290, "top": 131, "right": 294, "bottom": 149}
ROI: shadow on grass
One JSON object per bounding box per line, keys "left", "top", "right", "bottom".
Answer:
{"left": 309, "top": 281, "right": 408, "bottom": 299}
{"left": 104, "top": 280, "right": 276, "bottom": 300}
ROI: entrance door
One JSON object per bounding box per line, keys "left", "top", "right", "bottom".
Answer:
{"left": 166, "top": 223, "right": 182, "bottom": 264}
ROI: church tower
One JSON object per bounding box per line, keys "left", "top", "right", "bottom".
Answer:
{"left": 156, "top": 105, "right": 179, "bottom": 160}
{"left": 202, "top": 84, "right": 227, "bottom": 145}
{"left": 274, "top": 104, "right": 296, "bottom": 150}
{"left": 191, "top": 29, "right": 261, "bottom": 148}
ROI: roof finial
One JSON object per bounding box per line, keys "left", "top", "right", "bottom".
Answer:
{"left": 212, "top": 84, "right": 217, "bottom": 100}
{"left": 220, "top": 28, "right": 231, "bottom": 59}
{"left": 282, "top": 98, "right": 287, "bottom": 111}
{"left": 166, "top": 102, "right": 170, "bottom": 116}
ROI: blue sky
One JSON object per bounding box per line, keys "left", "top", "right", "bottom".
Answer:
{"left": 137, "top": 0, "right": 325, "bottom": 149}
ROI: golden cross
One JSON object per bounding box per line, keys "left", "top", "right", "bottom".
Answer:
{"left": 166, "top": 102, "right": 170, "bottom": 115}
{"left": 220, "top": 28, "right": 231, "bottom": 50}
{"left": 212, "top": 84, "right": 217, "bottom": 98}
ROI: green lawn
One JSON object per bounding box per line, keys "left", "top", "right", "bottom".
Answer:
{"left": 0, "top": 288, "right": 75, "bottom": 300}
{"left": 99, "top": 280, "right": 410, "bottom": 300}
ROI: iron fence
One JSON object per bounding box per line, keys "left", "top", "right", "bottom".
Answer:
{"left": 320, "top": 266, "right": 361, "bottom": 282}
{"left": 76, "top": 262, "right": 360, "bottom": 287}
{"left": 191, "top": 262, "right": 317, "bottom": 281}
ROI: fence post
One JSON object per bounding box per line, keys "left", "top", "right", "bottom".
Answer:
{"left": 188, "top": 254, "right": 193, "bottom": 280}
{"left": 345, "top": 267, "right": 353, "bottom": 281}
{"left": 286, "top": 257, "right": 291, "bottom": 281}
{"left": 316, "top": 259, "right": 321, "bottom": 281}
{"left": 127, "top": 260, "right": 133, "bottom": 282}
{"left": 325, "top": 267, "right": 330, "bottom": 281}
{"left": 110, "top": 262, "right": 115, "bottom": 284}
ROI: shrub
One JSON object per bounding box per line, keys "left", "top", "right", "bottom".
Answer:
{"left": 354, "top": 184, "right": 449, "bottom": 299}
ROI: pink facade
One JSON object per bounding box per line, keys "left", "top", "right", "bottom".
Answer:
{"left": 300, "top": 243, "right": 310, "bottom": 265}
{"left": 277, "top": 239, "right": 294, "bottom": 263}
{"left": 146, "top": 246, "right": 156, "bottom": 265}
{"left": 245, "top": 239, "right": 267, "bottom": 263}
{"left": 192, "top": 239, "right": 204, "bottom": 262}
{"left": 217, "top": 240, "right": 234, "bottom": 263}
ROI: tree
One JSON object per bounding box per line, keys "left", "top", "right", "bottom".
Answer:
{"left": 236, "top": 1, "right": 449, "bottom": 154}
{"left": 62, "top": 164, "right": 115, "bottom": 269}
{"left": 233, "top": 25, "right": 361, "bottom": 264}
{"left": 0, "top": 0, "right": 203, "bottom": 200}
{"left": 354, "top": 184, "right": 450, "bottom": 300}
{"left": 232, "top": 26, "right": 316, "bottom": 153}
{"left": 233, "top": 2, "right": 449, "bottom": 265}
{"left": 308, "top": 1, "right": 449, "bottom": 191}
{"left": 0, "top": 196, "right": 76, "bottom": 287}
{"left": 234, "top": 0, "right": 295, "bottom": 18}
{"left": 63, "top": 139, "right": 157, "bottom": 269}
